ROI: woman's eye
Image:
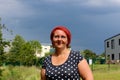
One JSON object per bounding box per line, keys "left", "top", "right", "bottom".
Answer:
{"left": 54, "top": 35, "right": 59, "bottom": 38}
{"left": 61, "top": 36, "right": 66, "bottom": 38}
{"left": 54, "top": 35, "right": 66, "bottom": 39}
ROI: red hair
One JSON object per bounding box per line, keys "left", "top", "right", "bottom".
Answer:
{"left": 50, "top": 26, "right": 71, "bottom": 47}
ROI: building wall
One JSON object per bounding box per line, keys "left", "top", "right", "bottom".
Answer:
{"left": 105, "top": 34, "right": 120, "bottom": 63}
{"left": 4, "top": 45, "right": 10, "bottom": 53}
{"left": 40, "top": 45, "right": 51, "bottom": 57}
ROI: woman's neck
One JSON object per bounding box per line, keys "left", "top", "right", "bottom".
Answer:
{"left": 54, "top": 48, "right": 70, "bottom": 56}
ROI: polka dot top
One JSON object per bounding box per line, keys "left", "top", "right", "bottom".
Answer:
{"left": 42, "top": 50, "right": 83, "bottom": 80}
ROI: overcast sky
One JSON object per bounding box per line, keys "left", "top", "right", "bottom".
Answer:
{"left": 1, "top": 0, "right": 120, "bottom": 54}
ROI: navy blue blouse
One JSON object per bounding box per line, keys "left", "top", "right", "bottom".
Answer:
{"left": 42, "top": 50, "right": 83, "bottom": 80}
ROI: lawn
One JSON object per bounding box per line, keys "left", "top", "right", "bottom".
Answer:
{"left": 92, "top": 64, "right": 120, "bottom": 80}
{"left": 0, "top": 64, "right": 120, "bottom": 80}
{"left": 0, "top": 65, "right": 40, "bottom": 80}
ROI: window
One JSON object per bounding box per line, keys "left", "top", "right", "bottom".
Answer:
{"left": 119, "top": 53, "right": 120, "bottom": 60}
{"left": 44, "top": 48, "right": 47, "bottom": 50}
{"left": 119, "top": 39, "right": 120, "bottom": 45}
{"left": 111, "top": 54, "right": 114, "bottom": 60}
{"left": 106, "top": 41, "right": 109, "bottom": 48}
{"left": 111, "top": 39, "right": 115, "bottom": 49}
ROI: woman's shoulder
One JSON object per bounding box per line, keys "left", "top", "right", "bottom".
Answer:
{"left": 70, "top": 50, "right": 83, "bottom": 60}
{"left": 71, "top": 50, "right": 81, "bottom": 55}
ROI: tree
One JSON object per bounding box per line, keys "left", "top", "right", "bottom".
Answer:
{"left": 100, "top": 52, "right": 105, "bottom": 57}
{"left": 19, "top": 41, "right": 35, "bottom": 66}
{"left": 81, "top": 49, "right": 97, "bottom": 59}
{"left": 8, "top": 35, "right": 26, "bottom": 65}
{"left": 29, "top": 40, "right": 42, "bottom": 55}
{"left": 19, "top": 40, "right": 42, "bottom": 66}
{"left": 0, "top": 18, "right": 10, "bottom": 66}
{"left": 0, "top": 17, "right": 11, "bottom": 79}
{"left": 28, "top": 40, "right": 42, "bottom": 66}
{"left": 8, "top": 35, "right": 42, "bottom": 66}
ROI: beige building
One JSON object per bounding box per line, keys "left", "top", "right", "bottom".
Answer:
{"left": 104, "top": 33, "right": 120, "bottom": 63}
{"left": 39, "top": 43, "right": 51, "bottom": 58}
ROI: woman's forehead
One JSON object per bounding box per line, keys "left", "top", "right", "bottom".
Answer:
{"left": 54, "top": 30, "right": 67, "bottom": 35}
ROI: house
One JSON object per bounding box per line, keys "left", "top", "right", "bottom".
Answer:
{"left": 4, "top": 45, "right": 10, "bottom": 53}
{"left": 38, "top": 43, "right": 52, "bottom": 58}
{"left": 104, "top": 33, "right": 120, "bottom": 63}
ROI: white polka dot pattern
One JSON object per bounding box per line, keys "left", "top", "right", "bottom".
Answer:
{"left": 42, "top": 50, "right": 83, "bottom": 80}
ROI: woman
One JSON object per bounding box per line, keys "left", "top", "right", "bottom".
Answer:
{"left": 41, "top": 26, "right": 94, "bottom": 80}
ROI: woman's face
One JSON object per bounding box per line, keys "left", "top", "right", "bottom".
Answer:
{"left": 52, "top": 30, "right": 68, "bottom": 49}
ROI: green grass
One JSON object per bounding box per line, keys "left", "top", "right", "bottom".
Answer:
{"left": 1, "top": 65, "right": 40, "bottom": 80}
{"left": 0, "top": 64, "right": 120, "bottom": 80}
{"left": 92, "top": 64, "right": 120, "bottom": 80}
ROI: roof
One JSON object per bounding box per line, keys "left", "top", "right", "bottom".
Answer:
{"left": 104, "top": 33, "right": 120, "bottom": 41}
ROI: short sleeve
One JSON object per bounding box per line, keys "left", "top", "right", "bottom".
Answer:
{"left": 75, "top": 51, "right": 83, "bottom": 64}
